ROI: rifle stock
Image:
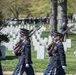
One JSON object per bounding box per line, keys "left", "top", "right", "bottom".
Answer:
{"left": 13, "top": 23, "right": 42, "bottom": 56}
{"left": 47, "top": 25, "right": 75, "bottom": 51}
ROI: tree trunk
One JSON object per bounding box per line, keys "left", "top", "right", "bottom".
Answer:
{"left": 16, "top": 10, "right": 19, "bottom": 25}
{"left": 57, "top": 0, "right": 67, "bottom": 41}
{"left": 57, "top": 0, "right": 67, "bottom": 32}
{"left": 50, "top": 0, "right": 57, "bottom": 33}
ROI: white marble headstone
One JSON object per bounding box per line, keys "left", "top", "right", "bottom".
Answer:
{"left": 34, "top": 42, "right": 40, "bottom": 51}
{"left": 62, "top": 42, "right": 67, "bottom": 52}
{"left": 66, "top": 39, "right": 71, "bottom": 48}
{"left": 37, "top": 46, "right": 44, "bottom": 59}
{"left": 48, "top": 36, "right": 52, "bottom": 45}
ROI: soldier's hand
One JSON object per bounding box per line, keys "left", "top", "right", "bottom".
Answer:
{"left": 26, "top": 64, "right": 29, "bottom": 68}
{"left": 62, "top": 66, "right": 66, "bottom": 69}
{"left": 46, "top": 52, "right": 49, "bottom": 56}
{"left": 44, "top": 45, "right": 48, "bottom": 49}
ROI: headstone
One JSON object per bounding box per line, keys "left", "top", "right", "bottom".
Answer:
{"left": 37, "top": 46, "right": 44, "bottom": 59}
{"left": 12, "top": 34, "right": 16, "bottom": 39}
{"left": 37, "top": 34, "right": 40, "bottom": 40}
{"left": 48, "top": 36, "right": 52, "bottom": 45}
{"left": 39, "top": 38, "right": 44, "bottom": 45}
{"left": 44, "top": 37, "right": 48, "bottom": 45}
{"left": 7, "top": 38, "right": 14, "bottom": 50}
{"left": 74, "top": 51, "right": 76, "bottom": 56}
{"left": 66, "top": 39, "right": 71, "bottom": 48}
{"left": 22, "top": 21, "right": 24, "bottom": 24}
{"left": 43, "top": 27, "right": 46, "bottom": 31}
{"left": 62, "top": 42, "right": 67, "bottom": 52}
{"left": 0, "top": 45, "right": 6, "bottom": 59}
{"left": 7, "top": 42, "right": 14, "bottom": 50}
{"left": 35, "top": 42, "right": 40, "bottom": 50}
{"left": 27, "top": 24, "right": 30, "bottom": 30}
{"left": 24, "top": 26, "right": 26, "bottom": 29}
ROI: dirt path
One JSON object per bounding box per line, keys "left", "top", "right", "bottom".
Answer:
{"left": 3, "top": 72, "right": 43, "bottom": 75}
{"left": 3, "top": 71, "right": 76, "bottom": 75}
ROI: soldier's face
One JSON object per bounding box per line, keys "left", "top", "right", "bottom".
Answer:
{"left": 54, "top": 36, "right": 60, "bottom": 41}
{"left": 51, "top": 36, "right": 54, "bottom": 40}
{"left": 20, "top": 35, "right": 27, "bottom": 40}
{"left": 20, "top": 37, "right": 23, "bottom": 40}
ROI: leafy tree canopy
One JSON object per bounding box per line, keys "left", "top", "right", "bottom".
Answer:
{"left": 0, "top": 0, "right": 76, "bottom": 18}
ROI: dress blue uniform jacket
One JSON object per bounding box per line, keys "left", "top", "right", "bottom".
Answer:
{"left": 20, "top": 38, "right": 32, "bottom": 65}
{"left": 12, "top": 38, "right": 34, "bottom": 75}
{"left": 49, "top": 41, "right": 66, "bottom": 69}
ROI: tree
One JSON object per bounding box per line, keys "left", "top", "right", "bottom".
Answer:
{"left": 0, "top": 0, "right": 50, "bottom": 18}
{"left": 0, "top": 0, "right": 32, "bottom": 18}
{"left": 0, "top": 12, "right": 4, "bottom": 27}
{"left": 67, "top": 0, "right": 76, "bottom": 14}
{"left": 50, "top": 0, "right": 57, "bottom": 32}
{"left": 0, "top": 0, "right": 76, "bottom": 19}
{"left": 0, "top": 11, "right": 9, "bottom": 43}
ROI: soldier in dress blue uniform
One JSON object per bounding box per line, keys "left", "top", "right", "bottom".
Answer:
{"left": 0, "top": 49, "right": 3, "bottom": 75}
{"left": 19, "top": 28, "right": 35, "bottom": 75}
{"left": 44, "top": 32, "right": 66, "bottom": 75}
{"left": 12, "top": 28, "right": 35, "bottom": 75}
{"left": 44, "top": 33, "right": 55, "bottom": 75}
{"left": 12, "top": 33, "right": 25, "bottom": 75}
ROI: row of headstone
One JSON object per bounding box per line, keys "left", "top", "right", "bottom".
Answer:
{"left": 0, "top": 24, "right": 34, "bottom": 50}
{"left": 32, "top": 33, "right": 72, "bottom": 59}
{"left": 31, "top": 27, "right": 52, "bottom": 59}
{"left": 0, "top": 24, "right": 47, "bottom": 59}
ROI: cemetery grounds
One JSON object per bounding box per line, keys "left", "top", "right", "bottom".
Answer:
{"left": 1, "top": 24, "right": 76, "bottom": 74}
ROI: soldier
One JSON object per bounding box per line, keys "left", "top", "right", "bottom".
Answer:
{"left": 12, "top": 38, "right": 23, "bottom": 75}
{"left": 12, "top": 28, "right": 35, "bottom": 75}
{"left": 0, "top": 49, "right": 3, "bottom": 75}
{"left": 44, "top": 32, "right": 66, "bottom": 75}
{"left": 12, "top": 48, "right": 22, "bottom": 75}
{"left": 44, "top": 33, "right": 55, "bottom": 75}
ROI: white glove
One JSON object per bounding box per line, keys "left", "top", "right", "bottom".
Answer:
{"left": 44, "top": 45, "right": 48, "bottom": 49}
{"left": 46, "top": 52, "right": 49, "bottom": 56}
{"left": 74, "top": 51, "right": 76, "bottom": 56}
{"left": 62, "top": 66, "right": 66, "bottom": 69}
{"left": 26, "top": 64, "right": 29, "bottom": 68}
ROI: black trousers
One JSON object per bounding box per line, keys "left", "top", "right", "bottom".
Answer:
{"left": 50, "top": 66, "right": 66, "bottom": 75}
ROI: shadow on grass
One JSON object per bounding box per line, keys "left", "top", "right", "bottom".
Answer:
{"left": 2, "top": 56, "right": 17, "bottom": 60}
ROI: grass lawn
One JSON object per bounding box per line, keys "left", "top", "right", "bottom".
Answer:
{"left": 1, "top": 24, "right": 76, "bottom": 74}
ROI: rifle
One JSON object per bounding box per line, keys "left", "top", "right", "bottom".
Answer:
{"left": 49, "top": 25, "right": 75, "bottom": 47}
{"left": 13, "top": 40, "right": 22, "bottom": 56}
{"left": 28, "top": 23, "right": 42, "bottom": 37}
{"left": 47, "top": 25, "right": 75, "bottom": 56}
{"left": 13, "top": 23, "right": 42, "bottom": 56}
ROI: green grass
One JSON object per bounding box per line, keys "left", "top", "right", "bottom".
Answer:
{"left": 1, "top": 24, "right": 76, "bottom": 74}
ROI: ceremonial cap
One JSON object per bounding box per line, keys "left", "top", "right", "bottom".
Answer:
{"left": 20, "top": 28, "right": 29, "bottom": 37}
{"left": 53, "top": 32, "right": 63, "bottom": 38}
